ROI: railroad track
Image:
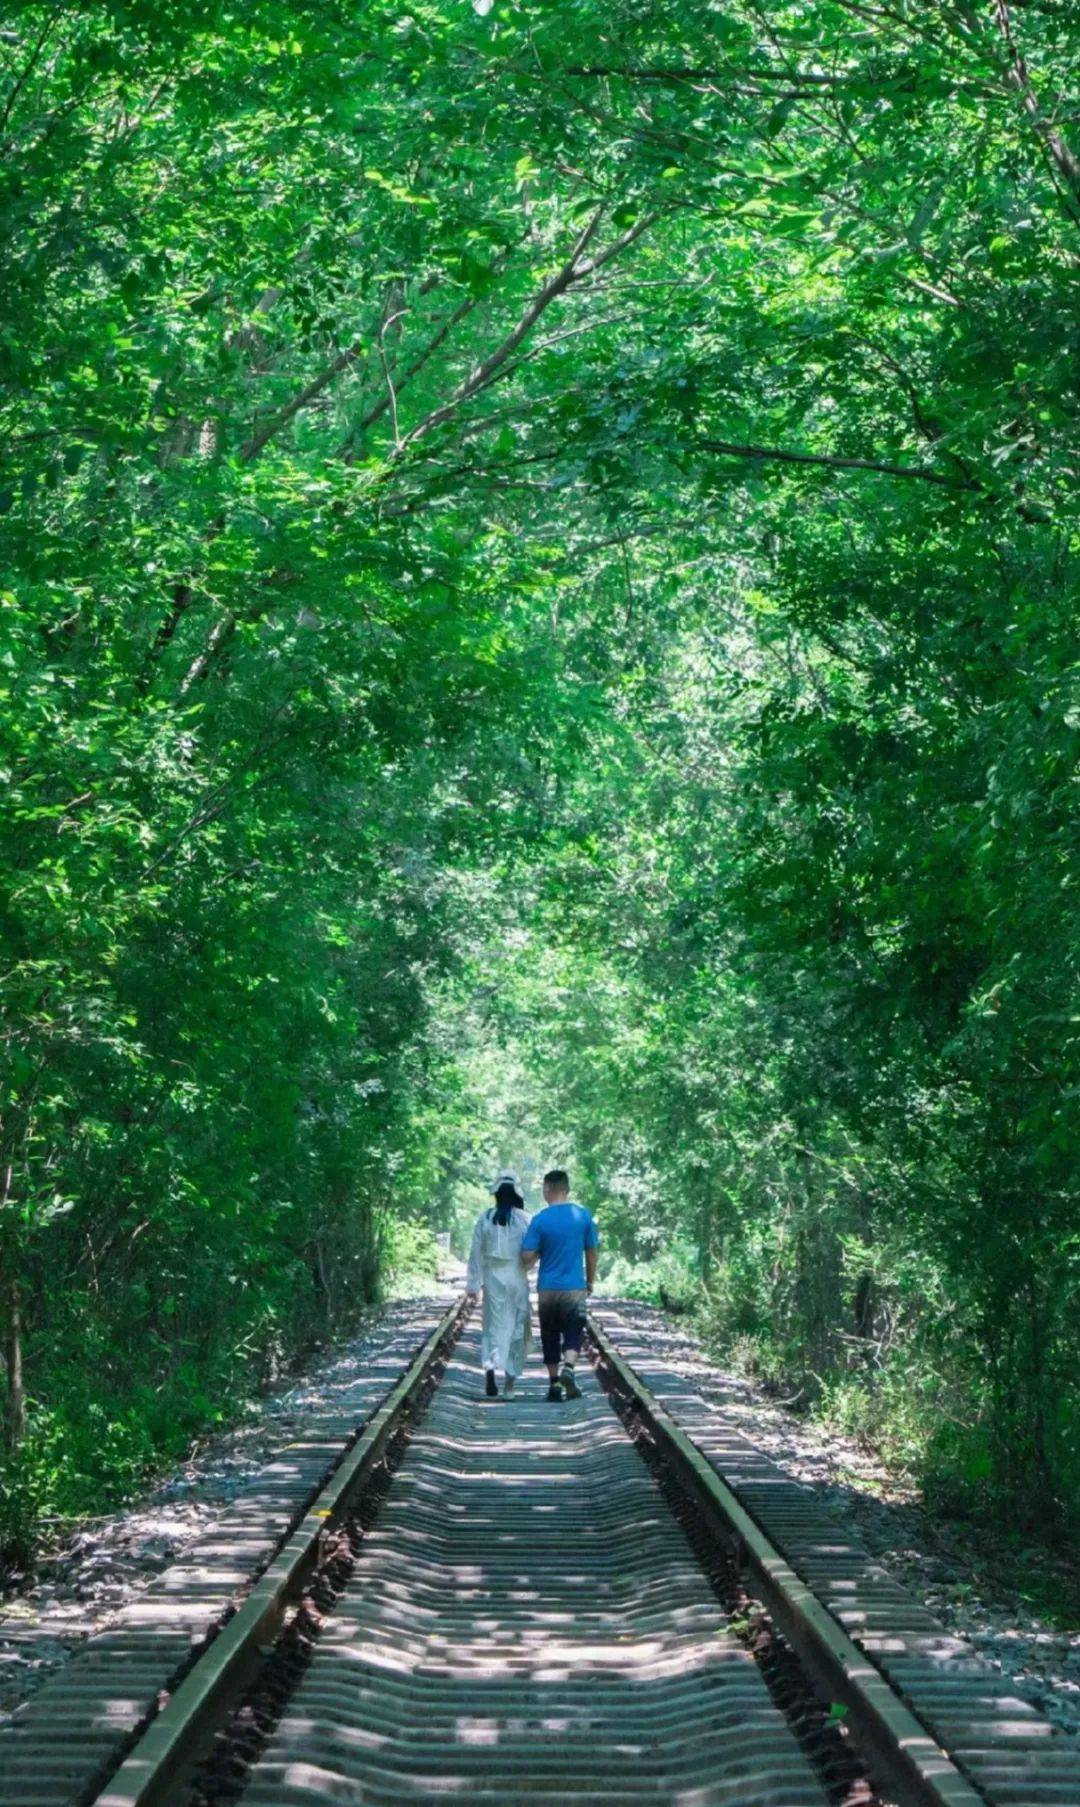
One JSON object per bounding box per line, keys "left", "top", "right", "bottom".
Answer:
{"left": 3, "top": 1297, "right": 1077, "bottom": 1806}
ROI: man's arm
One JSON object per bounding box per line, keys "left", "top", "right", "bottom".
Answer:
{"left": 521, "top": 1248, "right": 539, "bottom": 1271}
{"left": 585, "top": 1246, "right": 597, "bottom": 1294}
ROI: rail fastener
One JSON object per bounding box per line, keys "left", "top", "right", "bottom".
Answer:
{"left": 589, "top": 1316, "right": 987, "bottom": 1807}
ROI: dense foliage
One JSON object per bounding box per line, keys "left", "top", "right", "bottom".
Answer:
{"left": 2, "top": 0, "right": 1078, "bottom": 1553}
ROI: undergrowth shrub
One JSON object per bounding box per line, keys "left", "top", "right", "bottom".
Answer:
{"left": 379, "top": 1216, "right": 441, "bottom": 1296}
{"left": 602, "top": 1238, "right": 702, "bottom": 1313}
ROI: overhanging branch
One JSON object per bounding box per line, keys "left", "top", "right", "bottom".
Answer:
{"left": 698, "top": 438, "right": 970, "bottom": 488}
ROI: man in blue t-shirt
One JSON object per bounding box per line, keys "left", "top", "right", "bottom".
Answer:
{"left": 520, "top": 1168, "right": 599, "bottom": 1402}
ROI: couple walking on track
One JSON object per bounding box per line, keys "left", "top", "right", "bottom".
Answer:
{"left": 465, "top": 1167, "right": 600, "bottom": 1403}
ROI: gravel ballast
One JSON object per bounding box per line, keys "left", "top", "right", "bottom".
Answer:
{"left": 0, "top": 1292, "right": 453, "bottom": 1720}
{"left": 620, "top": 1299, "right": 1080, "bottom": 1739}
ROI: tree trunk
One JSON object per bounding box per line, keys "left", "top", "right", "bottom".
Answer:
{"left": 5, "top": 1274, "right": 25, "bottom": 1454}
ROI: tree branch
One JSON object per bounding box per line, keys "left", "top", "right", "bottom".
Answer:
{"left": 340, "top": 286, "right": 486, "bottom": 461}
{"left": 563, "top": 64, "right": 844, "bottom": 85}
{"left": 177, "top": 212, "right": 659, "bottom": 692}
{"left": 239, "top": 340, "right": 369, "bottom": 464}
{"left": 394, "top": 209, "right": 658, "bottom": 455}
{"left": 698, "top": 437, "right": 972, "bottom": 488}
{"left": 992, "top": 0, "right": 1080, "bottom": 226}
{"left": 0, "top": 5, "right": 68, "bottom": 143}
{"left": 400, "top": 208, "right": 610, "bottom": 448}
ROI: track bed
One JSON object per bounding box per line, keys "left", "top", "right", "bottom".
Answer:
{"left": 237, "top": 1324, "right": 825, "bottom": 1805}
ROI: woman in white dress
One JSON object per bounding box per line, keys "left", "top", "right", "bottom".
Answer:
{"left": 466, "top": 1172, "right": 532, "bottom": 1398}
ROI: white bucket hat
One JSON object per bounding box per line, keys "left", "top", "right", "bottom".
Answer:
{"left": 491, "top": 1170, "right": 524, "bottom": 1200}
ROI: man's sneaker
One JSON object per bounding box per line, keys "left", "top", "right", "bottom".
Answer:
{"left": 560, "top": 1365, "right": 582, "bottom": 1400}
{"left": 546, "top": 1380, "right": 564, "bottom": 1403}
{"left": 484, "top": 1369, "right": 498, "bottom": 1398}
{"left": 503, "top": 1376, "right": 516, "bottom": 1397}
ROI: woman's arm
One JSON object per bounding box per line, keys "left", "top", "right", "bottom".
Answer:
{"left": 466, "top": 1215, "right": 485, "bottom": 1294}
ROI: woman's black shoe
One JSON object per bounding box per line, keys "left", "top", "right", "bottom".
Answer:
{"left": 484, "top": 1369, "right": 498, "bottom": 1398}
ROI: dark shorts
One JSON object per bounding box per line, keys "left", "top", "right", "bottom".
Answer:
{"left": 538, "top": 1288, "right": 587, "bottom": 1367}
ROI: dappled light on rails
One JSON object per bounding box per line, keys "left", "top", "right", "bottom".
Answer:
{"left": 236, "top": 1325, "right": 824, "bottom": 1805}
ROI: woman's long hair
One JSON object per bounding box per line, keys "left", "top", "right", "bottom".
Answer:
{"left": 492, "top": 1181, "right": 524, "bottom": 1227}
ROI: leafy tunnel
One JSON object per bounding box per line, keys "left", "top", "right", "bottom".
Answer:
{"left": 1, "top": 0, "right": 1078, "bottom": 1557}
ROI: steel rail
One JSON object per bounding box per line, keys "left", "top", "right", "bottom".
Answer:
{"left": 90, "top": 1294, "right": 467, "bottom": 1807}
{"left": 589, "top": 1316, "right": 987, "bottom": 1807}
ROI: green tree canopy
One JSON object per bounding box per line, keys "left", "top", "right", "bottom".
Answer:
{"left": 2, "top": 0, "right": 1078, "bottom": 1550}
